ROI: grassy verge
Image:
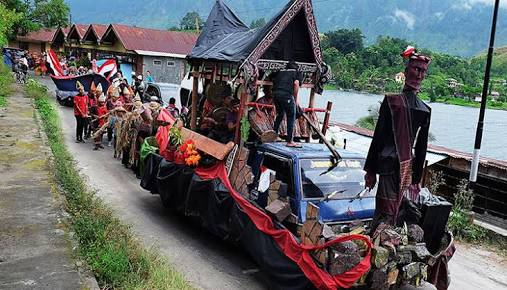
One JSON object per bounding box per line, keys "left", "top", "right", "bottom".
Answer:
{"left": 448, "top": 208, "right": 507, "bottom": 257}
{"left": 0, "top": 58, "right": 13, "bottom": 107}
{"left": 430, "top": 176, "right": 507, "bottom": 257}
{"left": 24, "top": 79, "right": 192, "bottom": 290}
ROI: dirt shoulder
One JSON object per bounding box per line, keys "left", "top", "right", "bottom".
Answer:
{"left": 0, "top": 85, "right": 85, "bottom": 289}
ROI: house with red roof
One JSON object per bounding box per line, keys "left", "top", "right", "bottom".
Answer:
{"left": 10, "top": 28, "right": 58, "bottom": 53}
{"left": 9, "top": 23, "right": 198, "bottom": 84}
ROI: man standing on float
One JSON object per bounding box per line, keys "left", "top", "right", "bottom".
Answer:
{"left": 364, "top": 47, "right": 432, "bottom": 230}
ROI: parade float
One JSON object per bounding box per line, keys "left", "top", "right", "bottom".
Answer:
{"left": 136, "top": 0, "right": 455, "bottom": 289}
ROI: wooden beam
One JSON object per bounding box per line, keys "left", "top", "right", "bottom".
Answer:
{"left": 190, "top": 71, "right": 199, "bottom": 131}
{"left": 180, "top": 127, "right": 235, "bottom": 160}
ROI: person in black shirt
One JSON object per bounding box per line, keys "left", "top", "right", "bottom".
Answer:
{"left": 272, "top": 61, "right": 302, "bottom": 148}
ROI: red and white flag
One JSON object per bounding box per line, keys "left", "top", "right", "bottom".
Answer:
{"left": 97, "top": 59, "right": 118, "bottom": 80}
{"left": 48, "top": 49, "right": 64, "bottom": 76}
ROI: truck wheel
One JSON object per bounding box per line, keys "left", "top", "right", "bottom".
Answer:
{"left": 58, "top": 99, "right": 66, "bottom": 106}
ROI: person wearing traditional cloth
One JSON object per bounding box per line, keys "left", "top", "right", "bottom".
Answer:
{"left": 166, "top": 97, "right": 180, "bottom": 118}
{"left": 92, "top": 94, "right": 109, "bottom": 151}
{"left": 364, "top": 46, "right": 432, "bottom": 231}
{"left": 121, "top": 86, "right": 132, "bottom": 106}
{"left": 272, "top": 61, "right": 303, "bottom": 148}
{"left": 73, "top": 81, "right": 89, "bottom": 143}
{"left": 107, "top": 88, "right": 124, "bottom": 146}
{"left": 258, "top": 84, "right": 274, "bottom": 105}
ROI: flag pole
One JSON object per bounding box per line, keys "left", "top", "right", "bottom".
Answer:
{"left": 469, "top": 0, "right": 501, "bottom": 188}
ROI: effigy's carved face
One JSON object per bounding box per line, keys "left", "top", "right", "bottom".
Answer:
{"left": 404, "top": 60, "right": 429, "bottom": 91}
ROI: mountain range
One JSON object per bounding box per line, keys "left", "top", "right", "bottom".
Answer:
{"left": 66, "top": 0, "right": 507, "bottom": 57}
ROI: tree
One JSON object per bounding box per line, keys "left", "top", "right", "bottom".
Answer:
{"left": 324, "top": 28, "right": 364, "bottom": 55}
{"left": 2, "top": 0, "right": 69, "bottom": 40}
{"left": 323, "top": 47, "right": 340, "bottom": 67}
{"left": 179, "top": 11, "right": 203, "bottom": 31}
{"left": 0, "top": 3, "right": 22, "bottom": 46}
{"left": 31, "top": 0, "right": 69, "bottom": 28}
{"left": 250, "top": 18, "right": 266, "bottom": 29}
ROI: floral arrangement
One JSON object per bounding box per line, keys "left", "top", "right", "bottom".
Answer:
{"left": 169, "top": 125, "right": 183, "bottom": 147}
{"left": 175, "top": 140, "right": 201, "bottom": 167}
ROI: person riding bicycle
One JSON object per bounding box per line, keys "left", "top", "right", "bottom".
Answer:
{"left": 13, "top": 58, "right": 28, "bottom": 83}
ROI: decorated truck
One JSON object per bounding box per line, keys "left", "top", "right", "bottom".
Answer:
{"left": 137, "top": 0, "right": 455, "bottom": 289}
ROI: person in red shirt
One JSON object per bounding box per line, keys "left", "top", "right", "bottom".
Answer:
{"left": 73, "top": 81, "right": 89, "bottom": 143}
{"left": 93, "top": 94, "right": 109, "bottom": 150}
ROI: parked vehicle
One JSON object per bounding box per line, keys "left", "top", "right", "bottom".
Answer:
{"left": 143, "top": 82, "right": 180, "bottom": 107}
{"left": 249, "top": 142, "right": 376, "bottom": 224}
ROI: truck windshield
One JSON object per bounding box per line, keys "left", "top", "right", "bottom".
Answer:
{"left": 300, "top": 158, "right": 371, "bottom": 199}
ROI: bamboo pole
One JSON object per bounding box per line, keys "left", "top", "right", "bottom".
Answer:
{"left": 309, "top": 88, "right": 316, "bottom": 108}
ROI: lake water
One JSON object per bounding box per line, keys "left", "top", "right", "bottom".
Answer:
{"left": 299, "top": 89, "right": 507, "bottom": 161}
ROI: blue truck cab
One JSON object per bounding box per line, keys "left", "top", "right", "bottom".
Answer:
{"left": 249, "top": 143, "right": 376, "bottom": 225}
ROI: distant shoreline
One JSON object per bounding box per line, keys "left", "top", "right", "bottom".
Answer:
{"left": 324, "top": 84, "right": 507, "bottom": 111}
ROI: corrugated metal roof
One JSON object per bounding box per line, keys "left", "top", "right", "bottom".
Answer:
{"left": 17, "top": 24, "right": 198, "bottom": 57}
{"left": 82, "top": 24, "right": 108, "bottom": 42}
{"left": 67, "top": 24, "right": 89, "bottom": 40}
{"left": 92, "top": 24, "right": 108, "bottom": 40}
{"left": 108, "top": 24, "right": 198, "bottom": 55}
{"left": 331, "top": 122, "right": 507, "bottom": 170}
{"left": 17, "top": 28, "right": 57, "bottom": 43}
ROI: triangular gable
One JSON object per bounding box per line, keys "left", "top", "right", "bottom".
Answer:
{"left": 51, "top": 27, "right": 68, "bottom": 44}
{"left": 83, "top": 24, "right": 109, "bottom": 44}
{"left": 82, "top": 25, "right": 97, "bottom": 43}
{"left": 67, "top": 24, "right": 87, "bottom": 42}
{"left": 242, "top": 0, "right": 323, "bottom": 70}
{"left": 101, "top": 24, "right": 122, "bottom": 45}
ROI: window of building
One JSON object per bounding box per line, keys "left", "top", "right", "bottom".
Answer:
{"left": 153, "top": 59, "right": 162, "bottom": 66}
{"left": 167, "top": 61, "right": 175, "bottom": 67}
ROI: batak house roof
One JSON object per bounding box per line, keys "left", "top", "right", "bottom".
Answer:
{"left": 102, "top": 24, "right": 199, "bottom": 58}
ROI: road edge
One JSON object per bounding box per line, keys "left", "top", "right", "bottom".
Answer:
{"left": 26, "top": 79, "right": 193, "bottom": 289}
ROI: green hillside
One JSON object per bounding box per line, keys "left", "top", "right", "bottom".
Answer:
{"left": 66, "top": 0, "right": 507, "bottom": 57}
{"left": 472, "top": 46, "right": 507, "bottom": 78}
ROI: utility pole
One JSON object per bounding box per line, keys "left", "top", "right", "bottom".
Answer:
{"left": 469, "top": 0, "right": 501, "bottom": 188}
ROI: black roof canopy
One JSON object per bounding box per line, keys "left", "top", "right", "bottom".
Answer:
{"left": 188, "top": 0, "right": 323, "bottom": 68}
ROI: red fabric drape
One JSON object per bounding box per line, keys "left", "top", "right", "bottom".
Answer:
{"left": 155, "top": 108, "right": 176, "bottom": 159}
{"left": 195, "top": 163, "right": 372, "bottom": 290}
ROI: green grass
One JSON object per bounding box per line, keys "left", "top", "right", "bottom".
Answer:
{"left": 0, "top": 57, "right": 13, "bottom": 107}
{"left": 25, "top": 79, "right": 193, "bottom": 290}
{"left": 448, "top": 209, "right": 507, "bottom": 257}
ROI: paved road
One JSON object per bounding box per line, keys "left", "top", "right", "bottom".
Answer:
{"left": 40, "top": 78, "right": 507, "bottom": 290}
{"left": 40, "top": 78, "right": 269, "bottom": 290}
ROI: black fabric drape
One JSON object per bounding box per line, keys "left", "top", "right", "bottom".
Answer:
{"left": 140, "top": 154, "right": 314, "bottom": 289}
